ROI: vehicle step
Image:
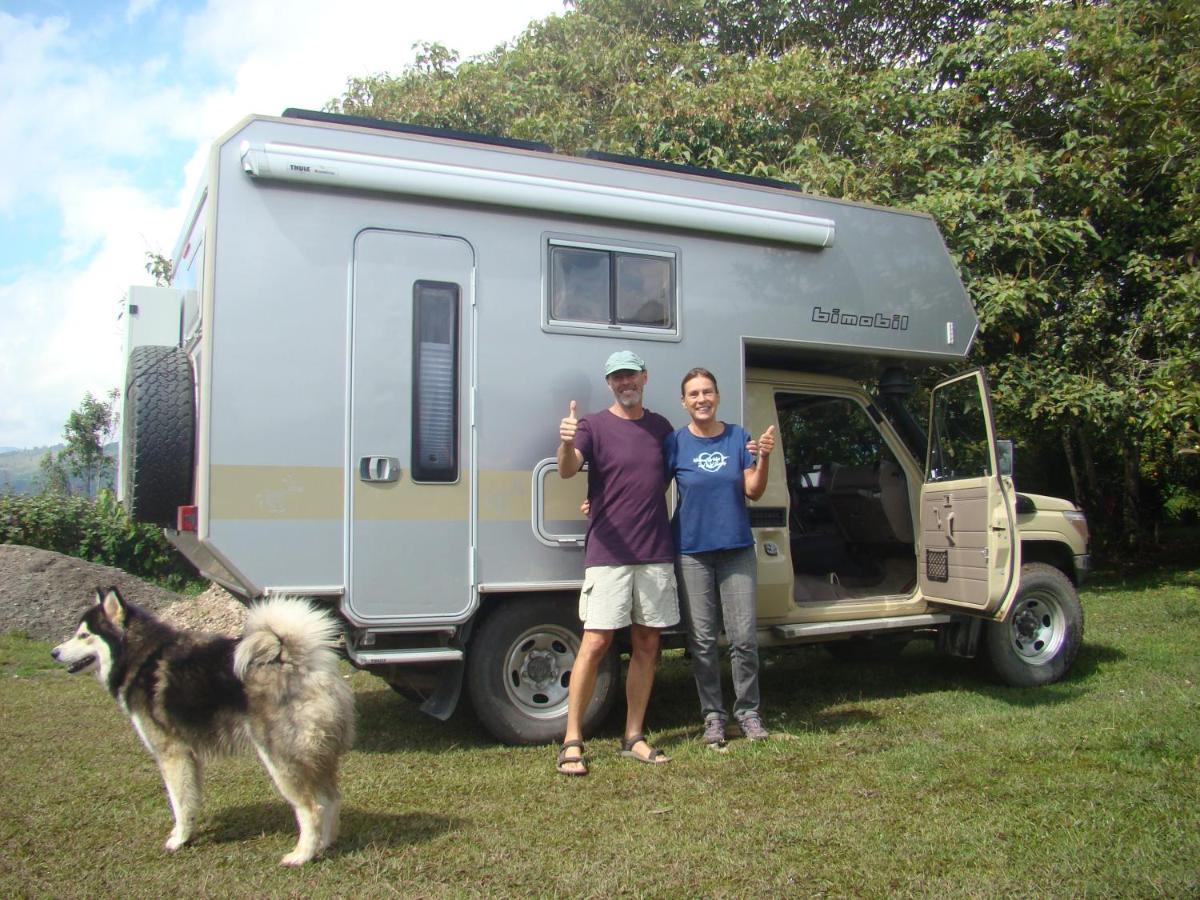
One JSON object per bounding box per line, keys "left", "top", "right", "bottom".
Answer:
{"left": 771, "top": 613, "right": 951, "bottom": 640}
{"left": 347, "top": 647, "right": 464, "bottom": 665}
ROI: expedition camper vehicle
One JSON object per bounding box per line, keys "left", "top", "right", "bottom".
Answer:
{"left": 121, "top": 110, "right": 1090, "bottom": 745}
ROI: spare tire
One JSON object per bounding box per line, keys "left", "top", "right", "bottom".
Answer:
{"left": 122, "top": 346, "right": 195, "bottom": 527}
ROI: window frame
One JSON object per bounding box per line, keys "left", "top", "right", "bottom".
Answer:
{"left": 542, "top": 235, "right": 682, "bottom": 342}
{"left": 410, "top": 279, "right": 461, "bottom": 484}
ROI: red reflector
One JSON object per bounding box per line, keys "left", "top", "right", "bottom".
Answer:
{"left": 177, "top": 505, "right": 198, "bottom": 532}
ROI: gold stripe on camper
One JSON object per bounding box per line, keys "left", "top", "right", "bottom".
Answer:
{"left": 210, "top": 465, "right": 343, "bottom": 519}
{"left": 476, "top": 470, "right": 531, "bottom": 522}
{"left": 209, "top": 466, "right": 589, "bottom": 522}
{"left": 540, "top": 472, "right": 588, "bottom": 522}
{"left": 352, "top": 477, "right": 469, "bottom": 521}
{"left": 474, "top": 470, "right": 585, "bottom": 523}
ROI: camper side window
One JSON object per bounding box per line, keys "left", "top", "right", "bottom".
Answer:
{"left": 548, "top": 243, "right": 676, "bottom": 333}
{"left": 411, "top": 280, "right": 460, "bottom": 483}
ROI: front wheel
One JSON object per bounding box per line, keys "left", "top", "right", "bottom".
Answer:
{"left": 985, "top": 562, "right": 1083, "bottom": 687}
{"left": 465, "top": 596, "right": 618, "bottom": 745}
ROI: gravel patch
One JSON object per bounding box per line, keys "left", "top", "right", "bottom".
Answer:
{"left": 0, "top": 544, "right": 245, "bottom": 640}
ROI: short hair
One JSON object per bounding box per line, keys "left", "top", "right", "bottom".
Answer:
{"left": 680, "top": 367, "right": 719, "bottom": 396}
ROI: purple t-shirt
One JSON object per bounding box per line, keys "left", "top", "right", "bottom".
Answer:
{"left": 573, "top": 409, "right": 674, "bottom": 566}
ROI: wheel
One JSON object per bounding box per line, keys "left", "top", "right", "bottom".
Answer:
{"left": 122, "top": 346, "right": 195, "bottom": 527}
{"left": 985, "top": 562, "right": 1083, "bottom": 686}
{"left": 465, "top": 596, "right": 618, "bottom": 745}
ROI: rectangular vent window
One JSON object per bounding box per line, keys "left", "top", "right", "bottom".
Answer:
{"left": 411, "top": 280, "right": 459, "bottom": 483}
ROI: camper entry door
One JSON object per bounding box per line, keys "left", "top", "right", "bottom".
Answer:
{"left": 347, "top": 229, "right": 475, "bottom": 622}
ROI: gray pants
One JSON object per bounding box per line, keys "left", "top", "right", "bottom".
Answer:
{"left": 676, "top": 545, "right": 760, "bottom": 723}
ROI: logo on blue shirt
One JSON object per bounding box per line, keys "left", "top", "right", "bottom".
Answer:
{"left": 693, "top": 451, "right": 729, "bottom": 473}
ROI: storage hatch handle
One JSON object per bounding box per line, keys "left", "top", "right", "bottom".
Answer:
{"left": 359, "top": 456, "right": 401, "bottom": 483}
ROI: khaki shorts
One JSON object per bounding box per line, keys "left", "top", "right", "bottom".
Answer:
{"left": 578, "top": 563, "right": 680, "bottom": 630}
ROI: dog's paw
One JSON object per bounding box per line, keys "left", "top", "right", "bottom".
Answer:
{"left": 279, "top": 850, "right": 315, "bottom": 867}
{"left": 164, "top": 833, "right": 190, "bottom": 852}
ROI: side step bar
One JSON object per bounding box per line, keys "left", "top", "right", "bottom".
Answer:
{"left": 772, "top": 613, "right": 951, "bottom": 640}
{"left": 346, "top": 647, "right": 464, "bottom": 666}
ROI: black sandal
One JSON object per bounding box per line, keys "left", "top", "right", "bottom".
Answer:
{"left": 556, "top": 739, "right": 589, "bottom": 776}
{"left": 618, "top": 733, "right": 670, "bottom": 764}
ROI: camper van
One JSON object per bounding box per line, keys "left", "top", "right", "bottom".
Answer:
{"left": 121, "top": 110, "right": 1090, "bottom": 745}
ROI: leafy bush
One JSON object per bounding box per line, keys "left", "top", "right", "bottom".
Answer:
{"left": 1163, "top": 486, "right": 1200, "bottom": 526}
{"left": 0, "top": 489, "right": 198, "bottom": 589}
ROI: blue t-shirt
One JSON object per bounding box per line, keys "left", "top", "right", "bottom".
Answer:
{"left": 574, "top": 409, "right": 675, "bottom": 567}
{"left": 664, "top": 423, "right": 755, "bottom": 554}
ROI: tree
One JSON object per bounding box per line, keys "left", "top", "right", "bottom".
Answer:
{"left": 37, "top": 451, "right": 71, "bottom": 495}
{"left": 329, "top": 0, "right": 1199, "bottom": 546}
{"left": 145, "top": 252, "right": 172, "bottom": 287}
{"left": 60, "top": 391, "right": 117, "bottom": 498}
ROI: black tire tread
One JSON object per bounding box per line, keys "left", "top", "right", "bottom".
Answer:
{"left": 985, "top": 562, "right": 1083, "bottom": 687}
{"left": 465, "top": 597, "right": 618, "bottom": 745}
{"left": 122, "top": 346, "right": 195, "bottom": 527}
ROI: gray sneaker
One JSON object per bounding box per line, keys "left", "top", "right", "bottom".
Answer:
{"left": 739, "top": 713, "right": 770, "bottom": 741}
{"left": 703, "top": 716, "right": 728, "bottom": 748}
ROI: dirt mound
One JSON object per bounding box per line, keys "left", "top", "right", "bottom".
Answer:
{"left": 158, "top": 583, "right": 246, "bottom": 635}
{"left": 0, "top": 544, "right": 245, "bottom": 640}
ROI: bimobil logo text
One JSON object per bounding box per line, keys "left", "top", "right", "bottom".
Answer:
{"left": 812, "top": 307, "right": 909, "bottom": 331}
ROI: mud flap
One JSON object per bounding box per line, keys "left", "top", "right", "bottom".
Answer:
{"left": 419, "top": 659, "right": 465, "bottom": 721}
{"left": 936, "top": 616, "right": 983, "bottom": 659}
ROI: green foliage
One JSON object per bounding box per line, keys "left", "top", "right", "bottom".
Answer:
{"left": 0, "top": 490, "right": 196, "bottom": 589}
{"left": 1163, "top": 485, "right": 1200, "bottom": 525}
{"left": 60, "top": 391, "right": 117, "bottom": 498}
{"left": 329, "top": 0, "right": 1200, "bottom": 547}
{"left": 144, "top": 251, "right": 172, "bottom": 287}
{"left": 36, "top": 450, "right": 70, "bottom": 495}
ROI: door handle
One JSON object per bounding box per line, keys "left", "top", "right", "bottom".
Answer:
{"left": 945, "top": 511, "right": 956, "bottom": 545}
{"left": 359, "top": 456, "right": 400, "bottom": 483}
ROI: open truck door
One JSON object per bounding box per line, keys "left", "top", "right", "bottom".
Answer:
{"left": 918, "top": 369, "right": 1019, "bottom": 615}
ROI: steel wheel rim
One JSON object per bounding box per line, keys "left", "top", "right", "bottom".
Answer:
{"left": 500, "top": 624, "right": 579, "bottom": 720}
{"left": 1008, "top": 589, "right": 1066, "bottom": 664}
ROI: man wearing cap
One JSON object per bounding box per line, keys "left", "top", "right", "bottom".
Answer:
{"left": 554, "top": 349, "right": 679, "bottom": 775}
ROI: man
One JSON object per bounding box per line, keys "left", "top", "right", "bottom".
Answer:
{"left": 555, "top": 349, "right": 678, "bottom": 775}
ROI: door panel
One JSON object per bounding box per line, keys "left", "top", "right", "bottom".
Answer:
{"left": 347, "top": 229, "right": 474, "bottom": 622}
{"left": 919, "top": 370, "right": 1018, "bottom": 614}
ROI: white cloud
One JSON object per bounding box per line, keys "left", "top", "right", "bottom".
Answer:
{"left": 0, "top": 0, "right": 565, "bottom": 448}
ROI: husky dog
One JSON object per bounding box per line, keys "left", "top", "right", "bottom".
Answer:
{"left": 52, "top": 587, "right": 356, "bottom": 866}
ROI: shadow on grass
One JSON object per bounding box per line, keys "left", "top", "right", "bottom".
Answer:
{"left": 347, "top": 635, "right": 1125, "bottom": 751}
{"left": 206, "top": 801, "right": 461, "bottom": 853}
{"left": 351, "top": 688, "right": 495, "bottom": 754}
{"left": 638, "top": 637, "right": 1115, "bottom": 736}
{"left": 1067, "top": 641, "right": 1124, "bottom": 678}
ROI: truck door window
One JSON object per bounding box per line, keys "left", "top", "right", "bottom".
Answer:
{"left": 411, "top": 280, "right": 460, "bottom": 483}
{"left": 926, "top": 377, "right": 991, "bottom": 482}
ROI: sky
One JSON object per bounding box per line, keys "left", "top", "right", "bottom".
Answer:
{"left": 0, "top": 0, "right": 566, "bottom": 450}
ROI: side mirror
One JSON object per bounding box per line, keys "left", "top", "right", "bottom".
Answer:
{"left": 996, "top": 439, "right": 1014, "bottom": 478}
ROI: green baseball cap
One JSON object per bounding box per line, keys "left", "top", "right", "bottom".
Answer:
{"left": 604, "top": 350, "right": 646, "bottom": 377}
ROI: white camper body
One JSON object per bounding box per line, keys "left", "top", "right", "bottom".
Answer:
{"left": 122, "top": 111, "right": 1088, "bottom": 744}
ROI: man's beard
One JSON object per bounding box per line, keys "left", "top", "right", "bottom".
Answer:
{"left": 615, "top": 386, "right": 643, "bottom": 409}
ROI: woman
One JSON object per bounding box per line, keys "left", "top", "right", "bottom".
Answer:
{"left": 664, "top": 367, "right": 775, "bottom": 748}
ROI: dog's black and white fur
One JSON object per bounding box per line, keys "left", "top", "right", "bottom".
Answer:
{"left": 52, "top": 587, "right": 356, "bottom": 866}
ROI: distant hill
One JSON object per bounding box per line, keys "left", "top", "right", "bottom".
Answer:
{"left": 0, "top": 444, "right": 118, "bottom": 495}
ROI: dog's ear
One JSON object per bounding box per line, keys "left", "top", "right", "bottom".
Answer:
{"left": 99, "top": 587, "right": 127, "bottom": 628}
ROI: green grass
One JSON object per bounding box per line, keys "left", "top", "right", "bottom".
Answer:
{"left": 3, "top": 568, "right": 1198, "bottom": 898}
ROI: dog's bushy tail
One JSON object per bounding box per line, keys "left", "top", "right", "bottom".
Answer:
{"left": 234, "top": 596, "right": 356, "bottom": 759}
{"left": 233, "top": 597, "right": 344, "bottom": 680}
